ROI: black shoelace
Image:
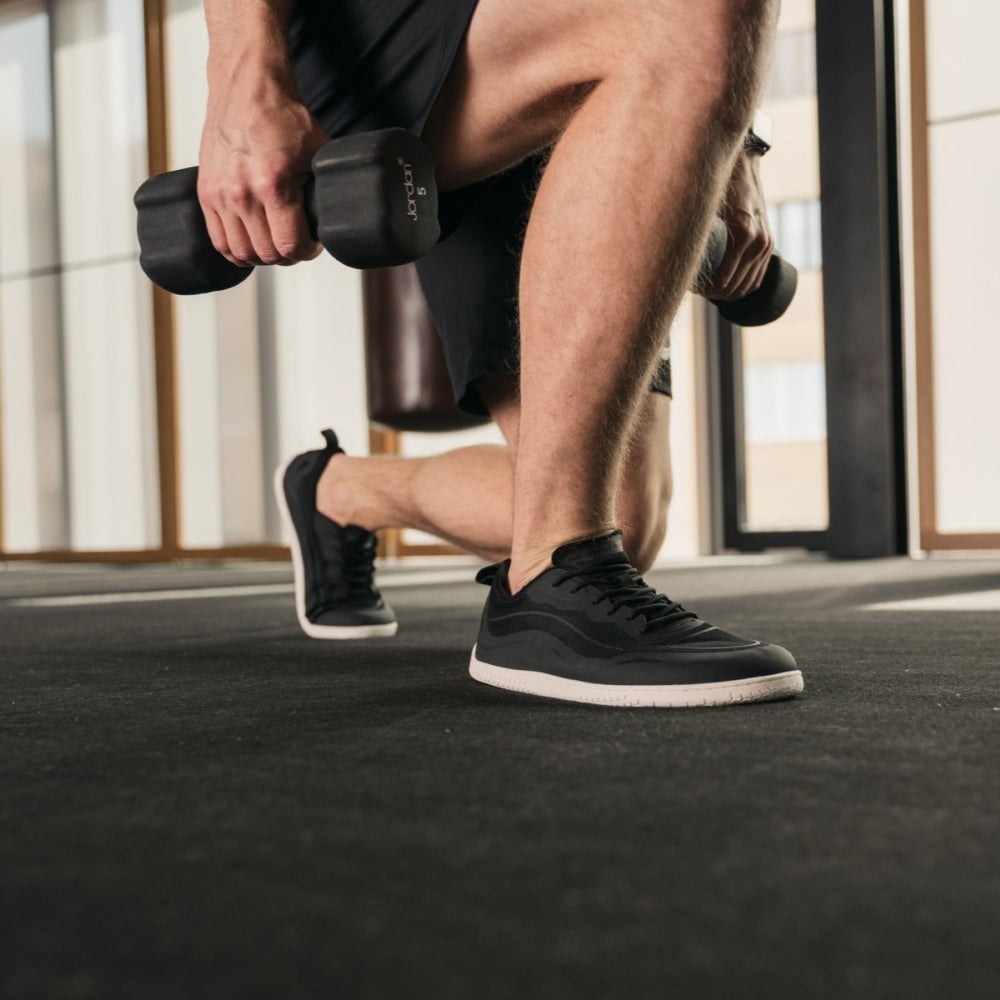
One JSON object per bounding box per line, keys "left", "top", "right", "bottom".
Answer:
{"left": 553, "top": 560, "right": 699, "bottom": 632}
{"left": 342, "top": 531, "right": 379, "bottom": 596}
{"left": 314, "top": 520, "right": 379, "bottom": 607}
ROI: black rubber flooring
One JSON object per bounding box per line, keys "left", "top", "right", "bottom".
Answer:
{"left": 2, "top": 555, "right": 998, "bottom": 999}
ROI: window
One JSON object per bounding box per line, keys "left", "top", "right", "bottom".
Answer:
{"left": 0, "top": 0, "right": 159, "bottom": 553}
{"left": 764, "top": 28, "right": 817, "bottom": 101}
{"left": 767, "top": 199, "right": 823, "bottom": 272}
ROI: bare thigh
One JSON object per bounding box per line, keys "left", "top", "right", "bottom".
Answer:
{"left": 423, "top": 0, "right": 749, "bottom": 189}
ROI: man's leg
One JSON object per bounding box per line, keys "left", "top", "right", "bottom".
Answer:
{"left": 317, "top": 434, "right": 515, "bottom": 564}
{"left": 416, "top": 0, "right": 801, "bottom": 705}
{"left": 421, "top": 0, "right": 778, "bottom": 589}
{"left": 300, "top": 0, "right": 768, "bottom": 636}
{"left": 315, "top": 375, "right": 672, "bottom": 570}
{"left": 282, "top": 131, "right": 674, "bottom": 634}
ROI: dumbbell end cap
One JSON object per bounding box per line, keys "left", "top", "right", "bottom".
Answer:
{"left": 135, "top": 168, "right": 254, "bottom": 295}
{"left": 137, "top": 246, "right": 254, "bottom": 296}
{"left": 311, "top": 129, "right": 440, "bottom": 269}
{"left": 713, "top": 254, "right": 798, "bottom": 327}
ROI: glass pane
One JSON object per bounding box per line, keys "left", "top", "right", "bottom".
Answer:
{"left": 52, "top": 0, "right": 149, "bottom": 264}
{"left": 60, "top": 261, "right": 159, "bottom": 549}
{"left": 50, "top": 0, "right": 159, "bottom": 549}
{"left": 0, "top": 1, "right": 159, "bottom": 553}
{"left": 0, "top": 4, "right": 67, "bottom": 551}
{"left": 0, "top": 275, "right": 66, "bottom": 551}
{"left": 0, "top": 5, "right": 57, "bottom": 274}
{"left": 738, "top": 0, "right": 829, "bottom": 534}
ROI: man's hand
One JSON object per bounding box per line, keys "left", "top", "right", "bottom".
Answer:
{"left": 703, "top": 151, "right": 774, "bottom": 302}
{"left": 198, "top": 1, "right": 328, "bottom": 268}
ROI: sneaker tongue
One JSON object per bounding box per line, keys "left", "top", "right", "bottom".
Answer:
{"left": 551, "top": 531, "right": 629, "bottom": 572}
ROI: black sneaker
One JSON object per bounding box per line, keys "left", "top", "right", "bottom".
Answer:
{"left": 274, "top": 429, "right": 397, "bottom": 639}
{"left": 470, "top": 532, "right": 802, "bottom": 707}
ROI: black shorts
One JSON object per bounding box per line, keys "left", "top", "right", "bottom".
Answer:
{"left": 414, "top": 156, "right": 674, "bottom": 413}
{"left": 288, "top": 0, "right": 479, "bottom": 138}
{"left": 289, "top": 0, "right": 671, "bottom": 415}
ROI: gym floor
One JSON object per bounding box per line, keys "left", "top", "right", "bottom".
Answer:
{"left": 2, "top": 553, "right": 998, "bottom": 999}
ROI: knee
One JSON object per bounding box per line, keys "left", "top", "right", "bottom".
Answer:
{"left": 624, "top": 0, "right": 778, "bottom": 121}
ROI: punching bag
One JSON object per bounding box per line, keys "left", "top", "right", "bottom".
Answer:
{"left": 362, "top": 264, "right": 490, "bottom": 433}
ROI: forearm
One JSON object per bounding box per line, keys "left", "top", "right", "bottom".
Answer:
{"left": 198, "top": 0, "right": 327, "bottom": 266}
{"left": 203, "top": 0, "right": 296, "bottom": 92}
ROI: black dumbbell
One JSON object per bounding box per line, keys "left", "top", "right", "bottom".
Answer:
{"left": 698, "top": 217, "right": 798, "bottom": 326}
{"left": 134, "top": 128, "right": 439, "bottom": 296}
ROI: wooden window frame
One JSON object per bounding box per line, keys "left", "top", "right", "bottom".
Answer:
{"left": 907, "top": 0, "right": 1000, "bottom": 551}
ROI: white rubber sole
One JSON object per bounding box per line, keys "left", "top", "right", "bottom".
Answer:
{"left": 273, "top": 459, "right": 398, "bottom": 640}
{"left": 469, "top": 646, "right": 803, "bottom": 708}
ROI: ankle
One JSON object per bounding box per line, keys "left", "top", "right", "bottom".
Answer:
{"left": 507, "top": 553, "right": 554, "bottom": 594}
{"left": 316, "top": 454, "right": 367, "bottom": 528}
{"left": 507, "top": 526, "right": 617, "bottom": 593}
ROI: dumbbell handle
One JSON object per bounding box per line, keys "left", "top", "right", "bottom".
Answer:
{"left": 700, "top": 217, "right": 798, "bottom": 327}
{"left": 135, "top": 129, "right": 439, "bottom": 295}
{"left": 134, "top": 166, "right": 326, "bottom": 296}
